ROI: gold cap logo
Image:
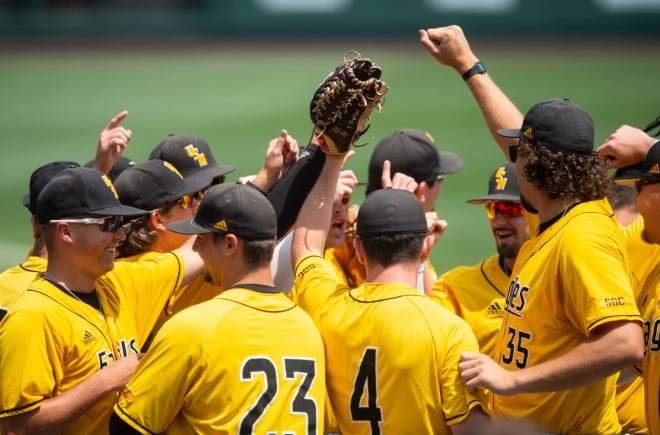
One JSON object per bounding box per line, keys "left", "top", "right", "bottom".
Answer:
{"left": 163, "top": 161, "right": 184, "bottom": 179}
{"left": 523, "top": 127, "right": 533, "bottom": 139}
{"left": 102, "top": 175, "right": 119, "bottom": 199}
{"left": 495, "top": 166, "right": 507, "bottom": 191}
{"left": 184, "top": 144, "right": 208, "bottom": 168}
{"left": 213, "top": 219, "right": 227, "bottom": 231}
{"left": 649, "top": 163, "right": 660, "bottom": 175}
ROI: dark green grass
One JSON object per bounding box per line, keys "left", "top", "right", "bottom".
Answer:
{"left": 0, "top": 37, "right": 658, "bottom": 273}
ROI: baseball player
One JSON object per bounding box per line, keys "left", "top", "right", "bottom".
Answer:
{"left": 133, "top": 130, "right": 328, "bottom": 342}
{"left": 0, "top": 167, "right": 204, "bottom": 434}
{"left": 430, "top": 162, "right": 529, "bottom": 360}
{"left": 0, "top": 111, "right": 133, "bottom": 311}
{"left": 109, "top": 183, "right": 326, "bottom": 434}
{"left": 598, "top": 125, "right": 660, "bottom": 434}
{"left": 291, "top": 146, "right": 489, "bottom": 433}
{"left": 420, "top": 25, "right": 643, "bottom": 433}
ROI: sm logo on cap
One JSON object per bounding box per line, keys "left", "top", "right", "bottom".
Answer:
{"left": 495, "top": 166, "right": 508, "bottom": 191}
{"left": 184, "top": 144, "right": 209, "bottom": 168}
{"left": 102, "top": 174, "right": 119, "bottom": 199}
{"left": 213, "top": 220, "right": 228, "bottom": 232}
{"left": 649, "top": 163, "right": 660, "bottom": 175}
{"left": 523, "top": 127, "right": 533, "bottom": 139}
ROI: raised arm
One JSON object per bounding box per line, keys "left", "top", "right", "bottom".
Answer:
{"left": 419, "top": 25, "right": 523, "bottom": 159}
{"left": 90, "top": 110, "right": 132, "bottom": 175}
{"left": 596, "top": 124, "right": 657, "bottom": 168}
{"left": 291, "top": 151, "right": 346, "bottom": 265}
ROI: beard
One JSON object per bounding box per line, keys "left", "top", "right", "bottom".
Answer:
{"left": 497, "top": 242, "right": 520, "bottom": 261}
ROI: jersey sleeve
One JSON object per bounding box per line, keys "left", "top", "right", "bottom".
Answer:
{"left": 559, "top": 219, "right": 641, "bottom": 335}
{"left": 292, "top": 254, "right": 350, "bottom": 320}
{"left": 429, "top": 276, "right": 461, "bottom": 316}
{"left": 439, "top": 317, "right": 484, "bottom": 424}
{"left": 0, "top": 308, "right": 58, "bottom": 417}
{"left": 113, "top": 315, "right": 202, "bottom": 433}
{"left": 101, "top": 252, "right": 185, "bottom": 345}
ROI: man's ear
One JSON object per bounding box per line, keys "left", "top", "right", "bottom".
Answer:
{"left": 149, "top": 211, "right": 166, "bottom": 231}
{"left": 352, "top": 237, "right": 366, "bottom": 265}
{"left": 224, "top": 233, "right": 240, "bottom": 255}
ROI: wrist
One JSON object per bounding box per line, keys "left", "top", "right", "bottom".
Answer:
{"left": 461, "top": 60, "right": 487, "bottom": 81}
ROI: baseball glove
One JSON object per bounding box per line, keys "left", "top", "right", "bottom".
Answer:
{"left": 310, "top": 51, "right": 388, "bottom": 155}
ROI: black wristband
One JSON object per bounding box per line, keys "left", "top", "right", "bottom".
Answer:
{"left": 462, "top": 61, "right": 487, "bottom": 81}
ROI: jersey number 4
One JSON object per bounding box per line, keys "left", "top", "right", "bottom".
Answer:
{"left": 350, "top": 347, "right": 383, "bottom": 434}
{"left": 239, "top": 357, "right": 318, "bottom": 435}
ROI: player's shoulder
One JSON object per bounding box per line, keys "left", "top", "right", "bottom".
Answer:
{"left": 438, "top": 255, "right": 498, "bottom": 286}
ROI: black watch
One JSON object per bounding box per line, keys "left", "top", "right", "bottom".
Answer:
{"left": 462, "top": 61, "right": 487, "bottom": 81}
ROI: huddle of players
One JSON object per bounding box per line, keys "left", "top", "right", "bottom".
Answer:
{"left": 1, "top": 24, "right": 659, "bottom": 435}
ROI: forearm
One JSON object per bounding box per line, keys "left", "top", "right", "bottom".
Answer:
{"left": 464, "top": 73, "right": 523, "bottom": 158}
{"left": 268, "top": 144, "right": 326, "bottom": 240}
{"left": 291, "top": 154, "right": 343, "bottom": 265}
{"left": 512, "top": 321, "right": 643, "bottom": 394}
{"left": 0, "top": 370, "right": 116, "bottom": 434}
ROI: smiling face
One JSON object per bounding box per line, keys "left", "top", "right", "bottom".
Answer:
{"left": 68, "top": 219, "right": 126, "bottom": 279}
{"left": 487, "top": 203, "right": 530, "bottom": 262}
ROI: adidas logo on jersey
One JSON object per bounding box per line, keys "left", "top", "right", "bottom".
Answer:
{"left": 487, "top": 301, "right": 503, "bottom": 316}
{"left": 83, "top": 330, "right": 96, "bottom": 345}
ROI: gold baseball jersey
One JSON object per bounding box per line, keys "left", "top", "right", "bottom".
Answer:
{"left": 493, "top": 199, "right": 642, "bottom": 434}
{"left": 430, "top": 254, "right": 507, "bottom": 360}
{"left": 293, "top": 254, "right": 482, "bottom": 435}
{"left": 113, "top": 287, "right": 326, "bottom": 434}
{"left": 615, "top": 215, "right": 656, "bottom": 434}
{"left": 324, "top": 239, "right": 437, "bottom": 291}
{"left": 0, "top": 254, "right": 46, "bottom": 313}
{"left": 118, "top": 252, "right": 222, "bottom": 341}
{"left": 622, "top": 214, "right": 660, "bottom": 302}
{"left": 637, "top": 263, "right": 660, "bottom": 434}
{"left": 0, "top": 252, "right": 184, "bottom": 435}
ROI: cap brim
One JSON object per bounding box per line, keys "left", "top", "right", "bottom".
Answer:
{"left": 466, "top": 194, "right": 520, "bottom": 204}
{"left": 195, "top": 165, "right": 236, "bottom": 180}
{"left": 167, "top": 217, "right": 212, "bottom": 235}
{"left": 437, "top": 152, "right": 464, "bottom": 175}
{"left": 613, "top": 163, "right": 643, "bottom": 187}
{"left": 497, "top": 128, "right": 521, "bottom": 138}
{"left": 88, "top": 204, "right": 149, "bottom": 217}
{"left": 179, "top": 173, "right": 214, "bottom": 197}
{"left": 22, "top": 193, "right": 30, "bottom": 209}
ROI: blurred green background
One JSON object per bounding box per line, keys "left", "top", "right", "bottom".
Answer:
{"left": 1, "top": 35, "right": 658, "bottom": 274}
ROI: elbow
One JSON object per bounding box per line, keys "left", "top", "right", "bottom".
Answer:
{"left": 618, "top": 323, "right": 645, "bottom": 366}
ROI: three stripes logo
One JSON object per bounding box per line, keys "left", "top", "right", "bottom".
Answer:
{"left": 487, "top": 301, "right": 503, "bottom": 316}
{"left": 83, "top": 330, "right": 96, "bottom": 345}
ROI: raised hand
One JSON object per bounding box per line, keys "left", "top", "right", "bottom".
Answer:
{"left": 92, "top": 110, "right": 132, "bottom": 175}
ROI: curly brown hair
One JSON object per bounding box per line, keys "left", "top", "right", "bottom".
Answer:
{"left": 518, "top": 141, "right": 611, "bottom": 201}
{"left": 116, "top": 215, "right": 156, "bottom": 258}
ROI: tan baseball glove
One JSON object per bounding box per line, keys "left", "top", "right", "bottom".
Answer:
{"left": 310, "top": 51, "right": 388, "bottom": 155}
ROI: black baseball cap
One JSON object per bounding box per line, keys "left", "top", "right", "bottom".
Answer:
{"left": 497, "top": 98, "right": 594, "bottom": 156}
{"left": 149, "top": 134, "right": 235, "bottom": 185}
{"left": 614, "top": 141, "right": 660, "bottom": 187}
{"left": 23, "top": 161, "right": 81, "bottom": 215}
{"left": 367, "top": 129, "right": 463, "bottom": 194}
{"left": 466, "top": 162, "right": 521, "bottom": 204}
{"left": 36, "top": 167, "right": 148, "bottom": 224}
{"left": 168, "top": 183, "right": 276, "bottom": 240}
{"left": 113, "top": 160, "right": 213, "bottom": 211}
{"left": 84, "top": 156, "right": 136, "bottom": 182}
{"left": 356, "top": 188, "right": 428, "bottom": 237}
